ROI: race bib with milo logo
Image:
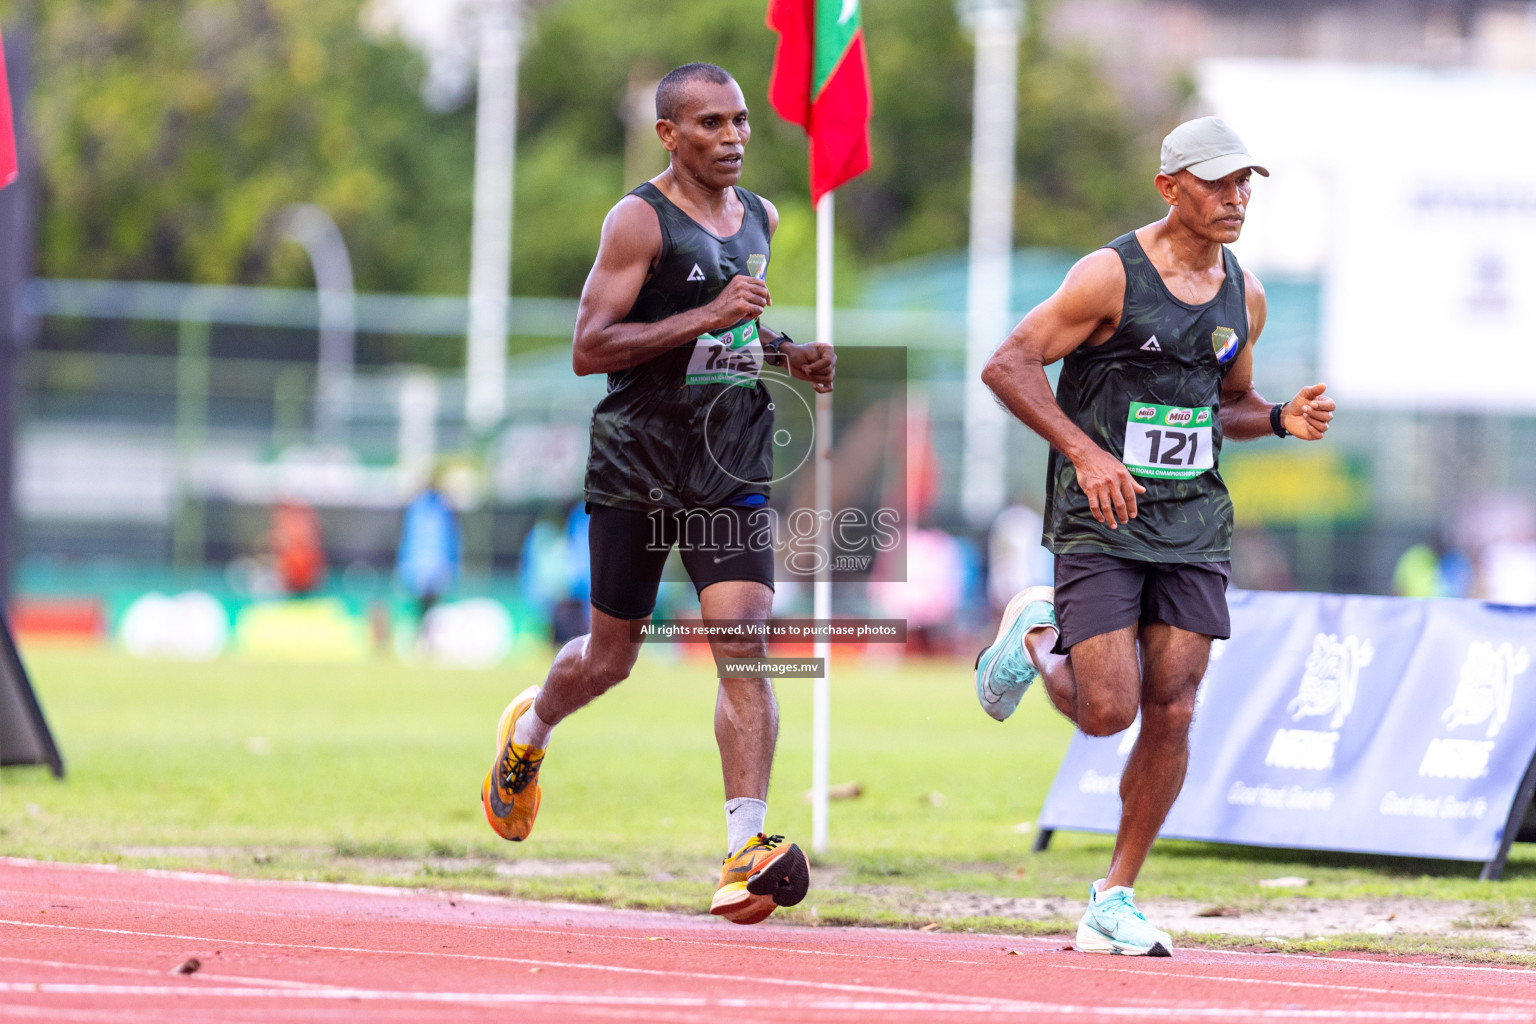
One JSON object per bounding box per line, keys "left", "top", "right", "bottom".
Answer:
{"left": 1123, "top": 402, "right": 1215, "bottom": 480}
{"left": 685, "top": 319, "right": 762, "bottom": 387}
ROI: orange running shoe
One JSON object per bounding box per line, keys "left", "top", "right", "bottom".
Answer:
{"left": 481, "top": 685, "right": 545, "bottom": 842}
{"left": 708, "top": 833, "right": 810, "bottom": 925}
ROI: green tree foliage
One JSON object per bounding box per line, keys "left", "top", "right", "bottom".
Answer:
{"left": 18, "top": 0, "right": 475, "bottom": 291}
{"left": 8, "top": 0, "right": 1170, "bottom": 298}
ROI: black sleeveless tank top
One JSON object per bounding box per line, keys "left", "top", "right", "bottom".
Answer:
{"left": 1043, "top": 231, "right": 1249, "bottom": 562}
{"left": 583, "top": 182, "right": 775, "bottom": 510}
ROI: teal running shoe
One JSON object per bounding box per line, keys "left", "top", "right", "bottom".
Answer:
{"left": 1076, "top": 880, "right": 1172, "bottom": 957}
{"left": 974, "top": 586, "right": 1055, "bottom": 722}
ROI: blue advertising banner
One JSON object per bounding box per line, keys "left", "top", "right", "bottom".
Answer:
{"left": 1036, "top": 591, "right": 1536, "bottom": 877}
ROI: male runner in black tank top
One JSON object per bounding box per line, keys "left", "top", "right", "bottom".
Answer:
{"left": 478, "top": 63, "right": 835, "bottom": 927}
{"left": 978, "top": 118, "right": 1336, "bottom": 956}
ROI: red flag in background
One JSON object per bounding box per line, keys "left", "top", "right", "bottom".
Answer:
{"left": 767, "top": 0, "right": 871, "bottom": 205}
{"left": 0, "top": 32, "right": 16, "bottom": 188}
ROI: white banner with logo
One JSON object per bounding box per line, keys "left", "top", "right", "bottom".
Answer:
{"left": 1199, "top": 60, "right": 1536, "bottom": 412}
{"left": 1038, "top": 591, "right": 1536, "bottom": 874}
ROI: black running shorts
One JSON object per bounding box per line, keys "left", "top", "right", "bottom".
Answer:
{"left": 1052, "top": 551, "right": 1231, "bottom": 653}
{"left": 587, "top": 503, "right": 777, "bottom": 621}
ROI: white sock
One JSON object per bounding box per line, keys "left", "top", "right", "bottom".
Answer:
{"left": 512, "top": 704, "right": 554, "bottom": 749}
{"left": 1092, "top": 878, "right": 1131, "bottom": 901}
{"left": 725, "top": 797, "right": 767, "bottom": 855}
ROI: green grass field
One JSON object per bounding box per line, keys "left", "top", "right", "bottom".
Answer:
{"left": 4, "top": 645, "right": 1535, "bottom": 956}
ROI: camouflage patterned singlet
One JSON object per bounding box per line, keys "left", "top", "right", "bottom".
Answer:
{"left": 1042, "top": 230, "right": 1249, "bottom": 563}
{"left": 583, "top": 182, "right": 774, "bottom": 510}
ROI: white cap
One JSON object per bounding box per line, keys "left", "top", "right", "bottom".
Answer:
{"left": 1159, "top": 116, "right": 1269, "bottom": 182}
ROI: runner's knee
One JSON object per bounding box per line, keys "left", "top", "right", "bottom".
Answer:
{"left": 1078, "top": 700, "right": 1139, "bottom": 737}
{"left": 713, "top": 637, "right": 768, "bottom": 664}
{"left": 585, "top": 644, "right": 638, "bottom": 690}
{"left": 1140, "top": 688, "right": 1198, "bottom": 737}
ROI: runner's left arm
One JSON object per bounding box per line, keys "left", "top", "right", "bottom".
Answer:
{"left": 1219, "top": 271, "right": 1335, "bottom": 441}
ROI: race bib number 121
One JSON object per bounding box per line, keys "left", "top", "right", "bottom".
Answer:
{"left": 686, "top": 320, "right": 762, "bottom": 387}
{"left": 1123, "top": 402, "right": 1214, "bottom": 480}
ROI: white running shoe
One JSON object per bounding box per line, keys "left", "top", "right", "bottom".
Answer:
{"left": 974, "top": 586, "right": 1055, "bottom": 722}
{"left": 1075, "top": 879, "right": 1172, "bottom": 957}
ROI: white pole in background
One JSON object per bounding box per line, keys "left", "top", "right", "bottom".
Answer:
{"left": 278, "top": 204, "right": 355, "bottom": 446}
{"left": 465, "top": 0, "right": 522, "bottom": 435}
{"left": 958, "top": 0, "right": 1022, "bottom": 528}
{"left": 811, "top": 192, "right": 834, "bottom": 855}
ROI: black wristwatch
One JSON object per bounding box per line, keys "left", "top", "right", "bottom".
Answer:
{"left": 1270, "top": 403, "right": 1290, "bottom": 438}
{"left": 762, "top": 330, "right": 791, "bottom": 361}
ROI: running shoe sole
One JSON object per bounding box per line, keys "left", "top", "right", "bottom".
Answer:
{"left": 974, "top": 585, "right": 1054, "bottom": 722}
{"left": 709, "top": 842, "right": 811, "bottom": 926}
{"left": 1076, "top": 914, "right": 1172, "bottom": 957}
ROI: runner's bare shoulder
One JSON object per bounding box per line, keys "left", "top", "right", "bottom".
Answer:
{"left": 597, "top": 193, "right": 665, "bottom": 270}
{"left": 1047, "top": 248, "right": 1127, "bottom": 346}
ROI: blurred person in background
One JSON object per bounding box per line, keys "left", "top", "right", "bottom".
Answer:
{"left": 975, "top": 117, "right": 1335, "bottom": 956}
{"left": 1476, "top": 536, "right": 1536, "bottom": 604}
{"left": 479, "top": 63, "right": 834, "bottom": 926}
{"left": 1390, "top": 538, "right": 1471, "bottom": 599}
{"left": 270, "top": 499, "right": 325, "bottom": 597}
{"left": 517, "top": 502, "right": 592, "bottom": 645}
{"left": 396, "top": 477, "right": 461, "bottom": 631}
{"left": 1392, "top": 542, "right": 1441, "bottom": 598}
{"left": 988, "top": 504, "right": 1054, "bottom": 610}
{"left": 1452, "top": 496, "right": 1532, "bottom": 603}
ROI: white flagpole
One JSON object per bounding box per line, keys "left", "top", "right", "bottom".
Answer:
{"left": 811, "top": 191, "right": 834, "bottom": 855}
{"left": 959, "top": 0, "right": 1021, "bottom": 527}
{"left": 465, "top": 0, "right": 522, "bottom": 436}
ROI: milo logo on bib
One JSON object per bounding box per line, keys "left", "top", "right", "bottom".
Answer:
{"left": 1122, "top": 401, "right": 1215, "bottom": 480}
{"left": 686, "top": 320, "right": 762, "bottom": 387}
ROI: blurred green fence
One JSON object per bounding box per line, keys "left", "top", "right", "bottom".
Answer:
{"left": 17, "top": 276, "right": 1536, "bottom": 599}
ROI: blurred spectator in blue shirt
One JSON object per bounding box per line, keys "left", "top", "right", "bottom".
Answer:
{"left": 397, "top": 485, "right": 461, "bottom": 620}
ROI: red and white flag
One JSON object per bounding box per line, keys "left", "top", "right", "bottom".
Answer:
{"left": 767, "top": 0, "right": 872, "bottom": 205}
{"left": 0, "top": 31, "right": 17, "bottom": 188}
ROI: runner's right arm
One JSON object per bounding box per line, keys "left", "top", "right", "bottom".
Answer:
{"left": 981, "top": 249, "right": 1146, "bottom": 529}
{"left": 573, "top": 196, "right": 772, "bottom": 376}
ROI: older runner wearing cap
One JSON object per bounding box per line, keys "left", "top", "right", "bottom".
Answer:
{"left": 974, "top": 116, "right": 1336, "bottom": 956}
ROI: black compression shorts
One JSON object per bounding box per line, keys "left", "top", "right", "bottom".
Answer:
{"left": 587, "top": 503, "right": 776, "bottom": 621}
{"left": 1051, "top": 551, "right": 1231, "bottom": 653}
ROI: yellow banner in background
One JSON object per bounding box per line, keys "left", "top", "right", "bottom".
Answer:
{"left": 1223, "top": 449, "right": 1371, "bottom": 525}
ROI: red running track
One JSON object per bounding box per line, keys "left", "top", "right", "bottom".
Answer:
{"left": 0, "top": 858, "right": 1533, "bottom": 1023}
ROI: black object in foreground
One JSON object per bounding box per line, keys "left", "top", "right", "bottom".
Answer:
{"left": 0, "top": 604, "right": 64, "bottom": 777}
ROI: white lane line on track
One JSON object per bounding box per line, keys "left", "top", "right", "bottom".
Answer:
{"left": 420, "top": 920, "right": 1065, "bottom": 962}
{"left": 13, "top": 911, "right": 1526, "bottom": 1014}
{"left": 1016, "top": 957, "right": 1536, "bottom": 1009}
{"left": 419, "top": 921, "right": 1536, "bottom": 1006}
{"left": 0, "top": 874, "right": 1065, "bottom": 971}
{"left": 0, "top": 1004, "right": 231, "bottom": 1024}
{"left": 1198, "top": 946, "right": 1536, "bottom": 977}
{"left": 0, "top": 886, "right": 308, "bottom": 921}
{"left": 2, "top": 917, "right": 1529, "bottom": 1020}
{"left": 8, "top": 861, "right": 1536, "bottom": 982}
{"left": 0, "top": 859, "right": 420, "bottom": 902}
{"left": 0, "top": 954, "right": 335, "bottom": 990}
{"left": 0, "top": 918, "right": 1003, "bottom": 1008}
{"left": 0, "top": 981, "right": 1527, "bottom": 1020}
